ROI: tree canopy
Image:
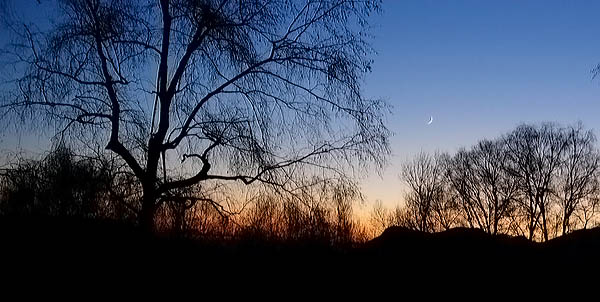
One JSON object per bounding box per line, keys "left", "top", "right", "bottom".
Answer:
{"left": 1, "top": 0, "right": 389, "bottom": 231}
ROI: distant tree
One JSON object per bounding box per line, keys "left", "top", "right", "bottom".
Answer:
{"left": 575, "top": 194, "right": 599, "bottom": 230}
{"left": 400, "top": 152, "right": 447, "bottom": 232}
{"left": 387, "top": 204, "right": 413, "bottom": 229}
{"left": 446, "top": 140, "right": 518, "bottom": 235}
{"left": 287, "top": 177, "right": 361, "bottom": 244}
{"left": 553, "top": 123, "right": 600, "bottom": 235}
{"left": 396, "top": 122, "right": 600, "bottom": 240}
{"left": 237, "top": 177, "right": 363, "bottom": 245}
{"left": 329, "top": 178, "right": 361, "bottom": 245}
{"left": 245, "top": 193, "right": 282, "bottom": 240}
{"left": 1, "top": 0, "right": 389, "bottom": 232}
{"left": 430, "top": 154, "right": 460, "bottom": 231}
{"left": 369, "top": 199, "right": 390, "bottom": 235}
{"left": 504, "top": 123, "right": 570, "bottom": 241}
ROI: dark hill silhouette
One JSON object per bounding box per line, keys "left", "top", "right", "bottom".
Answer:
{"left": 366, "top": 226, "right": 535, "bottom": 251}
{"left": 364, "top": 226, "right": 600, "bottom": 274}
{"left": 545, "top": 226, "right": 600, "bottom": 247}
{"left": 2, "top": 216, "right": 599, "bottom": 289}
{"left": 0, "top": 215, "right": 352, "bottom": 284}
{"left": 359, "top": 226, "right": 539, "bottom": 278}
{"left": 543, "top": 227, "right": 600, "bottom": 262}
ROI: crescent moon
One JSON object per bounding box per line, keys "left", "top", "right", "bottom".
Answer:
{"left": 427, "top": 116, "right": 433, "bottom": 125}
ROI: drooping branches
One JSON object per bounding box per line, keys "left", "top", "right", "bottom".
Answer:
{"left": 1, "top": 0, "right": 389, "bottom": 231}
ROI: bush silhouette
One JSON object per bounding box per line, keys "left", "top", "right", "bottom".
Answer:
{"left": 0, "top": 144, "right": 111, "bottom": 218}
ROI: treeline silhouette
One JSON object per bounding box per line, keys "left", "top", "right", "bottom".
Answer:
{"left": 0, "top": 145, "right": 131, "bottom": 220}
{"left": 0, "top": 146, "right": 364, "bottom": 284}
{"left": 2, "top": 123, "right": 600, "bottom": 280}
{"left": 0, "top": 144, "right": 369, "bottom": 247}
{"left": 373, "top": 122, "right": 600, "bottom": 242}
{"left": 2, "top": 123, "right": 600, "bottom": 247}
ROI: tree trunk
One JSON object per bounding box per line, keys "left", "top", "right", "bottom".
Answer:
{"left": 540, "top": 207, "right": 548, "bottom": 242}
{"left": 562, "top": 210, "right": 570, "bottom": 236}
{"left": 542, "top": 204, "right": 549, "bottom": 241}
{"left": 141, "top": 133, "right": 161, "bottom": 233}
{"left": 528, "top": 214, "right": 535, "bottom": 241}
{"left": 493, "top": 218, "right": 498, "bottom": 236}
{"left": 562, "top": 205, "right": 573, "bottom": 236}
{"left": 140, "top": 185, "right": 157, "bottom": 233}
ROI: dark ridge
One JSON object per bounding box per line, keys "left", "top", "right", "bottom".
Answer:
{"left": 545, "top": 226, "right": 600, "bottom": 247}
{"left": 2, "top": 216, "right": 599, "bottom": 287}
{"left": 543, "top": 227, "right": 600, "bottom": 261}
{"left": 364, "top": 225, "right": 429, "bottom": 249}
{"left": 364, "top": 226, "right": 600, "bottom": 274}
{"left": 0, "top": 215, "right": 349, "bottom": 278}
{"left": 365, "top": 225, "right": 537, "bottom": 252}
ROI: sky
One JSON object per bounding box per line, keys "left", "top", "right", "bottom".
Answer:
{"left": 360, "top": 0, "right": 600, "bottom": 208}
{"left": 3, "top": 0, "right": 600, "bottom": 210}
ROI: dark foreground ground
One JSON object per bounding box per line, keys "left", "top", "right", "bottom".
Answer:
{"left": 1, "top": 216, "right": 599, "bottom": 293}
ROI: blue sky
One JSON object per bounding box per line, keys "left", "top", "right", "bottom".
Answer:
{"left": 3, "top": 0, "right": 600, "bottom": 209}
{"left": 360, "top": 0, "right": 600, "bottom": 207}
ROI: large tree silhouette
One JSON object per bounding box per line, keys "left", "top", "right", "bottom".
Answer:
{"left": 1, "top": 0, "right": 389, "bottom": 231}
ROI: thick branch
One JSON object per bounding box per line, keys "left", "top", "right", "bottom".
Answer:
{"left": 158, "top": 142, "right": 348, "bottom": 195}
{"left": 157, "top": 0, "right": 171, "bottom": 97}
{"left": 157, "top": 139, "right": 221, "bottom": 194}
{"left": 93, "top": 29, "right": 143, "bottom": 179}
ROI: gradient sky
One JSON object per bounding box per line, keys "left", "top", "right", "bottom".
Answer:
{"left": 360, "top": 0, "right": 600, "bottom": 209}
{"left": 3, "top": 1, "right": 600, "bottom": 210}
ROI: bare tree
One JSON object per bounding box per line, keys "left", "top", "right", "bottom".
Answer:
{"left": 387, "top": 204, "right": 417, "bottom": 230}
{"left": 446, "top": 140, "right": 518, "bottom": 235}
{"left": 238, "top": 176, "right": 362, "bottom": 245}
{"left": 504, "top": 123, "right": 569, "bottom": 241}
{"left": 393, "top": 122, "right": 600, "bottom": 240}
{"left": 1, "top": 0, "right": 389, "bottom": 231}
{"left": 400, "top": 152, "right": 447, "bottom": 232}
{"left": 553, "top": 123, "right": 600, "bottom": 235}
{"left": 369, "top": 199, "right": 390, "bottom": 235}
{"left": 575, "top": 194, "right": 599, "bottom": 230}
{"left": 329, "top": 178, "right": 361, "bottom": 245}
